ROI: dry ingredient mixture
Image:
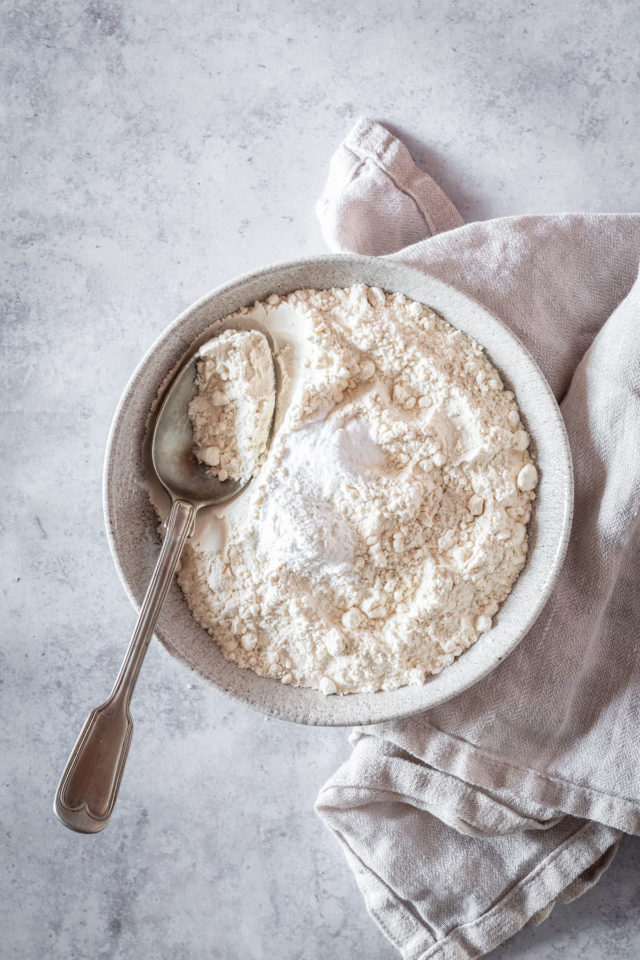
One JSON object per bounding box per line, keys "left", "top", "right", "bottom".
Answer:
{"left": 188, "top": 329, "right": 275, "bottom": 482}
{"left": 176, "top": 285, "right": 538, "bottom": 695}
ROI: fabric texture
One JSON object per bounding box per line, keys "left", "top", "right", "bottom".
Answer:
{"left": 315, "top": 117, "right": 640, "bottom": 960}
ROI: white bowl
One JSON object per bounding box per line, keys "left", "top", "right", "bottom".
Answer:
{"left": 103, "top": 255, "right": 573, "bottom": 726}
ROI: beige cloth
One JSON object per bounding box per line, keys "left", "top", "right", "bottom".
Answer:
{"left": 315, "top": 117, "right": 640, "bottom": 960}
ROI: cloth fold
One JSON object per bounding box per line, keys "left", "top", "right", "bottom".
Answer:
{"left": 315, "top": 117, "right": 640, "bottom": 960}
{"left": 316, "top": 116, "right": 464, "bottom": 255}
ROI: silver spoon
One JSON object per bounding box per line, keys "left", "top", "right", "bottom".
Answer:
{"left": 55, "top": 345, "right": 270, "bottom": 833}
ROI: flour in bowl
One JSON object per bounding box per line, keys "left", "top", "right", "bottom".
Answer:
{"left": 176, "top": 285, "right": 538, "bottom": 695}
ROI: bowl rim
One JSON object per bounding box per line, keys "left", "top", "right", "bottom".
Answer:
{"left": 103, "top": 253, "right": 574, "bottom": 726}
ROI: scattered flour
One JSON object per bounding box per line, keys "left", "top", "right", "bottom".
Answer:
{"left": 188, "top": 329, "right": 275, "bottom": 482}
{"left": 175, "top": 285, "right": 538, "bottom": 695}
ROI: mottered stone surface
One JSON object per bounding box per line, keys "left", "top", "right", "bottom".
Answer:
{"left": 3, "top": 1, "right": 639, "bottom": 957}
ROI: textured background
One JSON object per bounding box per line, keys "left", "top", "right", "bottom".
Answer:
{"left": 2, "top": 1, "right": 639, "bottom": 957}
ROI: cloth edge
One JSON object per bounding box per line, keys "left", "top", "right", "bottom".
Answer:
{"left": 417, "top": 821, "right": 621, "bottom": 960}
{"left": 318, "top": 806, "right": 620, "bottom": 960}
{"left": 358, "top": 722, "right": 640, "bottom": 835}
{"left": 315, "top": 116, "right": 465, "bottom": 254}
{"left": 343, "top": 116, "right": 465, "bottom": 236}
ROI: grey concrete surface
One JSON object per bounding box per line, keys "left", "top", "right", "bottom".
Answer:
{"left": 2, "top": 1, "right": 639, "bottom": 957}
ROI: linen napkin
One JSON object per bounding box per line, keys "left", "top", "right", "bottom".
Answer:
{"left": 315, "top": 117, "right": 640, "bottom": 960}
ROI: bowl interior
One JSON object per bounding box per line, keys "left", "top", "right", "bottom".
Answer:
{"left": 103, "top": 255, "right": 573, "bottom": 726}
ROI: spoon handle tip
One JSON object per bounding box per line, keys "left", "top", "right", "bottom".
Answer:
{"left": 54, "top": 498, "right": 196, "bottom": 833}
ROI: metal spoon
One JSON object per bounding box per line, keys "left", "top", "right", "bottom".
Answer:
{"left": 55, "top": 345, "right": 270, "bottom": 833}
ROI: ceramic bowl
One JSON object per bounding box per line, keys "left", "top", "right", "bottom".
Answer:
{"left": 103, "top": 254, "right": 573, "bottom": 726}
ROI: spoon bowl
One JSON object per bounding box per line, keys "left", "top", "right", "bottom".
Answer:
{"left": 151, "top": 353, "right": 248, "bottom": 507}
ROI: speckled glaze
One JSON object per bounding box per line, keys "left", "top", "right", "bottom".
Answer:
{"left": 103, "top": 254, "right": 573, "bottom": 726}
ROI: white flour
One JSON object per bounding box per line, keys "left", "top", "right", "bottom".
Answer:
{"left": 176, "top": 285, "right": 538, "bottom": 695}
{"left": 188, "top": 329, "right": 275, "bottom": 482}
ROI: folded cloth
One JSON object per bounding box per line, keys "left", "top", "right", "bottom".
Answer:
{"left": 315, "top": 117, "right": 640, "bottom": 960}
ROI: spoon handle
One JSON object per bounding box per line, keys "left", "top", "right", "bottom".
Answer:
{"left": 54, "top": 499, "right": 195, "bottom": 833}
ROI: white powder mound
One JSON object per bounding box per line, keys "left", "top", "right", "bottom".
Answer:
{"left": 188, "top": 329, "right": 275, "bottom": 482}
{"left": 176, "top": 285, "right": 538, "bottom": 695}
